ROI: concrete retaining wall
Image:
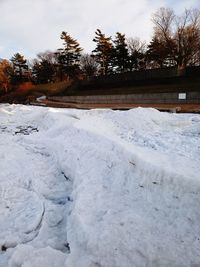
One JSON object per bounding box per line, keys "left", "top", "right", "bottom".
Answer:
{"left": 49, "top": 91, "right": 200, "bottom": 104}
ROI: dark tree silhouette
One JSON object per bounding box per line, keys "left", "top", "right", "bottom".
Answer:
{"left": 112, "top": 32, "right": 129, "bottom": 73}
{"left": 80, "top": 54, "right": 99, "bottom": 77}
{"left": 127, "top": 38, "right": 146, "bottom": 70}
{"left": 92, "top": 29, "right": 114, "bottom": 75}
{"left": 32, "top": 51, "right": 57, "bottom": 83}
{"left": 56, "top": 31, "right": 83, "bottom": 79}
{"left": 146, "top": 36, "right": 174, "bottom": 68}
{"left": 10, "top": 53, "right": 29, "bottom": 83}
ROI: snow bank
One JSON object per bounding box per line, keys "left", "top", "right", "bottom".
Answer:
{"left": 0, "top": 104, "right": 200, "bottom": 267}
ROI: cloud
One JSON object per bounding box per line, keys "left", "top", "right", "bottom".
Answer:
{"left": 0, "top": 0, "right": 199, "bottom": 59}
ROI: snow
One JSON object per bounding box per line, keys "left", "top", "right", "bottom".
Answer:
{"left": 0, "top": 104, "right": 200, "bottom": 267}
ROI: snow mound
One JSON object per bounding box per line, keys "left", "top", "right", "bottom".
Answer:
{"left": 8, "top": 245, "right": 66, "bottom": 267}
{"left": 0, "top": 104, "right": 200, "bottom": 267}
{"left": 0, "top": 185, "right": 44, "bottom": 249}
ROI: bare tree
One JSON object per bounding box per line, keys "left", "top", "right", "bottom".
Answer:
{"left": 80, "top": 54, "right": 99, "bottom": 77}
{"left": 152, "top": 7, "right": 175, "bottom": 38}
{"left": 127, "top": 38, "right": 146, "bottom": 55}
{"left": 37, "top": 50, "right": 58, "bottom": 65}
{"left": 151, "top": 7, "right": 200, "bottom": 70}
{"left": 127, "top": 37, "right": 146, "bottom": 70}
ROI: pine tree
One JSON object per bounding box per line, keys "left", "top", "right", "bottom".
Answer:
{"left": 56, "top": 31, "right": 83, "bottom": 79}
{"left": 10, "top": 53, "right": 28, "bottom": 83}
{"left": 112, "top": 32, "right": 129, "bottom": 73}
{"left": 146, "top": 36, "right": 171, "bottom": 68}
{"left": 92, "top": 29, "right": 114, "bottom": 75}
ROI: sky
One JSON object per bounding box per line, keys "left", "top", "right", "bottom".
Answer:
{"left": 0, "top": 0, "right": 200, "bottom": 60}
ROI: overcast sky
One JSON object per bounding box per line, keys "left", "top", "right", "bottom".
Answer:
{"left": 0, "top": 0, "right": 200, "bottom": 60}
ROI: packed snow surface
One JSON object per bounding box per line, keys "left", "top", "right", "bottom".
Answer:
{"left": 0, "top": 104, "right": 200, "bottom": 267}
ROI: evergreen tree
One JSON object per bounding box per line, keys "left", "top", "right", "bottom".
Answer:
{"left": 112, "top": 32, "right": 129, "bottom": 73}
{"left": 32, "top": 51, "right": 57, "bottom": 83}
{"left": 146, "top": 36, "right": 175, "bottom": 68}
{"left": 92, "top": 29, "right": 114, "bottom": 75}
{"left": 56, "top": 31, "right": 83, "bottom": 79}
{"left": 10, "top": 53, "right": 28, "bottom": 83}
{"left": 32, "top": 60, "right": 55, "bottom": 84}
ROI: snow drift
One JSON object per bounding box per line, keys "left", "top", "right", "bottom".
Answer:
{"left": 0, "top": 104, "right": 200, "bottom": 267}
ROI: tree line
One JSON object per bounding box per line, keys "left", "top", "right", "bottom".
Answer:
{"left": 0, "top": 7, "right": 200, "bottom": 94}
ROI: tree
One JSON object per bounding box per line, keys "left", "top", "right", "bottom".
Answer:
{"left": 80, "top": 54, "right": 99, "bottom": 77}
{"left": 146, "top": 36, "right": 174, "bottom": 68}
{"left": 0, "top": 59, "right": 13, "bottom": 94}
{"left": 31, "top": 51, "right": 57, "bottom": 83}
{"left": 92, "top": 29, "right": 114, "bottom": 75}
{"left": 127, "top": 38, "right": 146, "bottom": 70}
{"left": 10, "top": 53, "right": 29, "bottom": 83}
{"left": 56, "top": 31, "right": 83, "bottom": 79}
{"left": 151, "top": 7, "right": 200, "bottom": 70}
{"left": 112, "top": 32, "right": 129, "bottom": 73}
{"left": 32, "top": 60, "right": 55, "bottom": 84}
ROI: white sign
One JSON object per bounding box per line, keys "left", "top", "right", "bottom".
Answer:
{"left": 178, "top": 93, "right": 186, "bottom": 100}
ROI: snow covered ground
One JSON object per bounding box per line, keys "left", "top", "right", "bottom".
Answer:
{"left": 0, "top": 104, "right": 200, "bottom": 267}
